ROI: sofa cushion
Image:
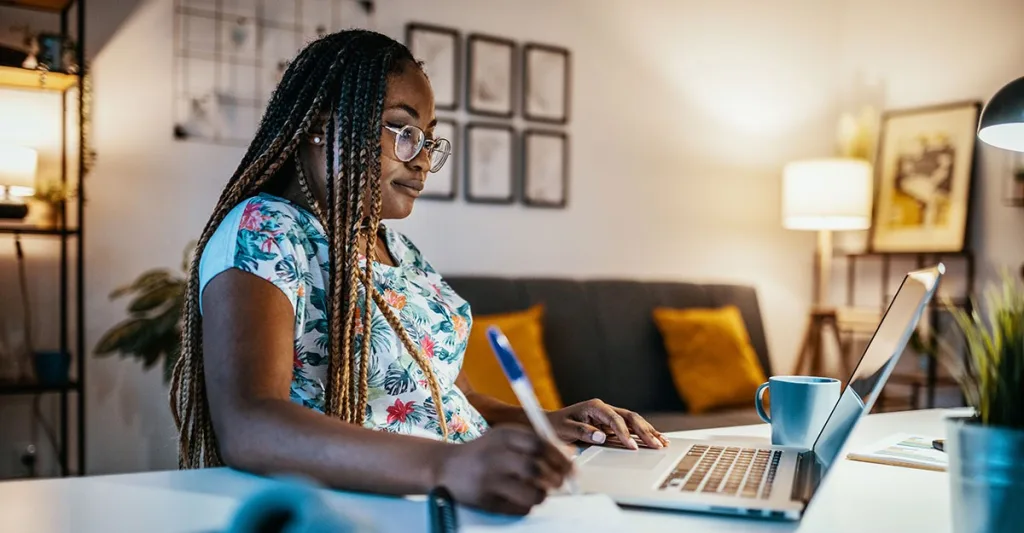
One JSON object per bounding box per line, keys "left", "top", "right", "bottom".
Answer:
{"left": 653, "top": 305, "right": 768, "bottom": 414}
{"left": 462, "top": 304, "right": 563, "bottom": 410}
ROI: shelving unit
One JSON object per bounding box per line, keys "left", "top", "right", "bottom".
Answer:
{"left": 840, "top": 250, "right": 973, "bottom": 412}
{"left": 0, "top": 0, "right": 87, "bottom": 477}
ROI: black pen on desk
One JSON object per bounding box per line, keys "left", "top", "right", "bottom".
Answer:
{"left": 932, "top": 439, "right": 945, "bottom": 452}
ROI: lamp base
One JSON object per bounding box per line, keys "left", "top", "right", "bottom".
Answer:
{"left": 0, "top": 202, "right": 29, "bottom": 220}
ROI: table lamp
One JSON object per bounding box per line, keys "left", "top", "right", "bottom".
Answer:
{"left": 0, "top": 144, "right": 37, "bottom": 220}
{"left": 978, "top": 75, "right": 1024, "bottom": 152}
{"left": 782, "top": 157, "right": 873, "bottom": 375}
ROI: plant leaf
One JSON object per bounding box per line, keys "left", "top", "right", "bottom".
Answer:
{"left": 128, "top": 281, "right": 183, "bottom": 314}
{"left": 94, "top": 318, "right": 150, "bottom": 355}
{"left": 109, "top": 269, "right": 171, "bottom": 300}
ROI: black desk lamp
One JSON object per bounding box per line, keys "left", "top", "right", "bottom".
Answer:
{"left": 978, "top": 76, "right": 1024, "bottom": 152}
{"left": 979, "top": 75, "right": 1024, "bottom": 279}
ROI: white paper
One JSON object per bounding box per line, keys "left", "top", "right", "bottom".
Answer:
{"left": 460, "top": 494, "right": 626, "bottom": 532}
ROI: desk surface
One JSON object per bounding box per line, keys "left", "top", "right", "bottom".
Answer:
{"left": 0, "top": 408, "right": 964, "bottom": 533}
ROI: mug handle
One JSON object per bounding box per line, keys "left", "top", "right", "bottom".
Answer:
{"left": 755, "top": 382, "right": 771, "bottom": 423}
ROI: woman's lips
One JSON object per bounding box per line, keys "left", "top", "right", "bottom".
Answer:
{"left": 392, "top": 179, "right": 424, "bottom": 197}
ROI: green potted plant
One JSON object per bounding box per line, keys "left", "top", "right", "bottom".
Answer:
{"left": 94, "top": 242, "right": 193, "bottom": 383}
{"left": 940, "top": 273, "right": 1024, "bottom": 533}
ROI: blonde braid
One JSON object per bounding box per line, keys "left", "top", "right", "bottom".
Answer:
{"left": 172, "top": 56, "right": 339, "bottom": 467}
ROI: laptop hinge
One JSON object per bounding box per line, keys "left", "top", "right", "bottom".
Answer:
{"left": 790, "top": 451, "right": 821, "bottom": 504}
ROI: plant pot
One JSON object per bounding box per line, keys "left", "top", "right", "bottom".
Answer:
{"left": 946, "top": 416, "right": 1024, "bottom": 533}
{"left": 33, "top": 350, "right": 70, "bottom": 387}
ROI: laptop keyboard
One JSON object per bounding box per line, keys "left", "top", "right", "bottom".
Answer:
{"left": 658, "top": 445, "right": 782, "bottom": 499}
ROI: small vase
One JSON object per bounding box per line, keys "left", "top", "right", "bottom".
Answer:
{"left": 33, "top": 351, "right": 70, "bottom": 386}
{"left": 946, "top": 416, "right": 1024, "bottom": 533}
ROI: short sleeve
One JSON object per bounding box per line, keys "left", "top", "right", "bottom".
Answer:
{"left": 198, "top": 197, "right": 304, "bottom": 316}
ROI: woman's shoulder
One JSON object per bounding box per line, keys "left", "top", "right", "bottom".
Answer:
{"left": 198, "top": 193, "right": 325, "bottom": 313}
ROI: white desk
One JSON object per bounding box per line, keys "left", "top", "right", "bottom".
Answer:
{"left": 0, "top": 408, "right": 965, "bottom": 533}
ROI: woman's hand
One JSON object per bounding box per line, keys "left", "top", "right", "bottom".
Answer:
{"left": 547, "top": 399, "right": 669, "bottom": 450}
{"left": 432, "top": 425, "right": 573, "bottom": 516}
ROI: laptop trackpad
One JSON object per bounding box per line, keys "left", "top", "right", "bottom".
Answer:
{"left": 586, "top": 450, "right": 666, "bottom": 470}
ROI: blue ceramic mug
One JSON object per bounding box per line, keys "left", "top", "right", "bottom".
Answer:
{"left": 755, "top": 376, "right": 841, "bottom": 449}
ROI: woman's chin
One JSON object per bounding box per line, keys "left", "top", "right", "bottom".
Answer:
{"left": 382, "top": 199, "right": 415, "bottom": 220}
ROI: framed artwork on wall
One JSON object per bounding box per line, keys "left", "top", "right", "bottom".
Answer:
{"left": 466, "top": 34, "right": 515, "bottom": 118}
{"left": 421, "top": 119, "right": 458, "bottom": 200}
{"left": 465, "top": 123, "right": 515, "bottom": 204}
{"left": 405, "top": 23, "right": 460, "bottom": 111}
{"left": 522, "top": 43, "right": 570, "bottom": 124}
{"left": 522, "top": 130, "right": 568, "bottom": 208}
{"left": 869, "top": 101, "right": 982, "bottom": 253}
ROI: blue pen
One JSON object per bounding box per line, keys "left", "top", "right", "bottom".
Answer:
{"left": 486, "top": 326, "right": 580, "bottom": 495}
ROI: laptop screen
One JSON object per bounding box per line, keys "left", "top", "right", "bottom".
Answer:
{"left": 810, "top": 265, "right": 943, "bottom": 470}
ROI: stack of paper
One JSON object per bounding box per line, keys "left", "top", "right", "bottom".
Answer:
{"left": 846, "top": 433, "right": 948, "bottom": 472}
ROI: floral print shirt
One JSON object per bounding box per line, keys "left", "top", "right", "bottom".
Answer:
{"left": 198, "top": 192, "right": 489, "bottom": 442}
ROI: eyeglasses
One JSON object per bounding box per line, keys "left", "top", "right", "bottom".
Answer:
{"left": 383, "top": 124, "right": 451, "bottom": 173}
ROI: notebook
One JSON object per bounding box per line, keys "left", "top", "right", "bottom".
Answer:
{"left": 845, "top": 433, "right": 948, "bottom": 472}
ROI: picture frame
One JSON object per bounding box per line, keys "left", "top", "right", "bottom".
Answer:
{"left": 466, "top": 34, "right": 515, "bottom": 118}
{"left": 421, "top": 119, "right": 458, "bottom": 200}
{"left": 522, "top": 130, "right": 569, "bottom": 208}
{"left": 522, "top": 43, "right": 570, "bottom": 124}
{"left": 464, "top": 123, "right": 516, "bottom": 204}
{"left": 869, "top": 101, "right": 982, "bottom": 253}
{"left": 405, "top": 23, "right": 460, "bottom": 111}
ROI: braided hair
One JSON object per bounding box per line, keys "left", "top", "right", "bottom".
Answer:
{"left": 170, "top": 30, "right": 449, "bottom": 469}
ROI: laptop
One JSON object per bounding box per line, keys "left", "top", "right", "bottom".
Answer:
{"left": 574, "top": 264, "right": 945, "bottom": 520}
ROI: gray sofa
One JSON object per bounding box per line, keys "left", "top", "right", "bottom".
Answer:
{"left": 444, "top": 276, "right": 774, "bottom": 432}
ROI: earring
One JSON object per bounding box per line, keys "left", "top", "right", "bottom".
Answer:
{"left": 309, "top": 134, "right": 324, "bottom": 146}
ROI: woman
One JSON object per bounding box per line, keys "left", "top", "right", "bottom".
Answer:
{"left": 170, "top": 29, "right": 667, "bottom": 516}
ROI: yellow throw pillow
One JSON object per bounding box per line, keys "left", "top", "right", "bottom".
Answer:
{"left": 653, "top": 305, "right": 767, "bottom": 414}
{"left": 461, "top": 305, "right": 564, "bottom": 411}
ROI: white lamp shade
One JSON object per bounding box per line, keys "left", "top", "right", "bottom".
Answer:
{"left": 0, "top": 145, "right": 37, "bottom": 197}
{"left": 978, "top": 123, "right": 1024, "bottom": 152}
{"left": 782, "top": 158, "right": 873, "bottom": 230}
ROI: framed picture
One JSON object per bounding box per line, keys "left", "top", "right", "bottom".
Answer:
{"left": 466, "top": 34, "right": 515, "bottom": 118}
{"left": 522, "top": 130, "right": 569, "bottom": 208}
{"left": 522, "top": 43, "right": 570, "bottom": 124}
{"left": 406, "top": 23, "right": 459, "bottom": 111}
{"left": 465, "top": 123, "right": 515, "bottom": 203}
{"left": 421, "top": 119, "right": 458, "bottom": 200}
{"left": 869, "top": 101, "right": 981, "bottom": 253}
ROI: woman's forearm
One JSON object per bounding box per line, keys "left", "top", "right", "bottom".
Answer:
{"left": 465, "top": 391, "right": 532, "bottom": 426}
{"left": 214, "top": 396, "right": 448, "bottom": 495}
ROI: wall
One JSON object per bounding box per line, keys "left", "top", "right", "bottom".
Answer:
{"left": 0, "top": 0, "right": 1019, "bottom": 477}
